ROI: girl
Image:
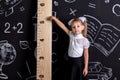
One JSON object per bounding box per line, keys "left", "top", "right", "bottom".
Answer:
{"left": 48, "top": 16, "right": 90, "bottom": 80}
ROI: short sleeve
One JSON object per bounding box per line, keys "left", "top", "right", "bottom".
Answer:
{"left": 83, "top": 38, "right": 90, "bottom": 48}
{"left": 69, "top": 31, "right": 73, "bottom": 37}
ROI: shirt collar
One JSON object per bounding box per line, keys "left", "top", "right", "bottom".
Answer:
{"left": 74, "top": 33, "right": 84, "bottom": 38}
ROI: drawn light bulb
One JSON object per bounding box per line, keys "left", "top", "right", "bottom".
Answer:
{"left": 0, "top": 42, "right": 16, "bottom": 79}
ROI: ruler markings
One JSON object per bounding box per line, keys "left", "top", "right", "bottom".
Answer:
{"left": 37, "top": 0, "right": 52, "bottom": 80}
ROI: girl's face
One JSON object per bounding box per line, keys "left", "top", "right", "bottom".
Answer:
{"left": 71, "top": 21, "right": 84, "bottom": 35}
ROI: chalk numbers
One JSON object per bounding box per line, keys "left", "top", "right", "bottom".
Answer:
{"left": 4, "top": 22, "right": 24, "bottom": 34}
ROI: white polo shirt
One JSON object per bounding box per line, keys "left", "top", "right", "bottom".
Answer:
{"left": 68, "top": 31, "right": 90, "bottom": 58}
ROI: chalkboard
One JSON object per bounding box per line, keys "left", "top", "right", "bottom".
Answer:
{"left": 52, "top": 0, "right": 120, "bottom": 80}
{"left": 1, "top": 0, "right": 120, "bottom": 80}
{"left": 0, "top": 0, "right": 36, "bottom": 80}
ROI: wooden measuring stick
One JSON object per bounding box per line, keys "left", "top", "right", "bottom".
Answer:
{"left": 37, "top": 0, "right": 52, "bottom": 80}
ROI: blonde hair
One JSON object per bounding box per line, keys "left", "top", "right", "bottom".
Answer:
{"left": 70, "top": 18, "right": 88, "bottom": 37}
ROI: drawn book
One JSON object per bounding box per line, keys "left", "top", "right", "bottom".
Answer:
{"left": 84, "top": 15, "right": 120, "bottom": 56}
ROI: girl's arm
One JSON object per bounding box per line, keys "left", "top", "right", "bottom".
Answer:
{"left": 49, "top": 16, "right": 70, "bottom": 35}
{"left": 83, "top": 48, "right": 89, "bottom": 76}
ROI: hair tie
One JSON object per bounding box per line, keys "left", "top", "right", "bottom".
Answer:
{"left": 68, "top": 16, "right": 87, "bottom": 26}
{"left": 68, "top": 19, "right": 74, "bottom": 26}
{"left": 78, "top": 17, "right": 87, "bottom": 23}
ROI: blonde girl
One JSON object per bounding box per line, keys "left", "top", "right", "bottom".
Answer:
{"left": 48, "top": 16, "right": 90, "bottom": 80}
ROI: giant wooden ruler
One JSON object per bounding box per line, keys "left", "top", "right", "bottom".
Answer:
{"left": 37, "top": 0, "right": 52, "bottom": 80}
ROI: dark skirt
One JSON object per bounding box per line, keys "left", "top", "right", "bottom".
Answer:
{"left": 66, "top": 56, "right": 88, "bottom": 80}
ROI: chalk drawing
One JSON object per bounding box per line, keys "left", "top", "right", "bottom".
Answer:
{"left": 32, "top": 12, "right": 37, "bottom": 42}
{"left": 17, "top": 72, "right": 22, "bottom": 79}
{"left": 20, "top": 6, "right": 25, "bottom": 11}
{"left": 112, "top": 4, "right": 120, "bottom": 16}
{"left": 69, "top": 8, "right": 77, "bottom": 16}
{"left": 113, "top": 77, "right": 117, "bottom": 80}
{"left": 25, "top": 75, "right": 36, "bottom": 80}
{"left": 54, "top": 1, "right": 59, "bottom": 6}
{"left": 88, "top": 62, "right": 112, "bottom": 80}
{"left": 52, "top": 32, "right": 58, "bottom": 42}
{"left": 17, "top": 61, "right": 36, "bottom": 80}
{"left": 34, "top": 48, "right": 36, "bottom": 59}
{"left": 84, "top": 15, "right": 120, "bottom": 56}
{"left": 64, "top": 0, "right": 76, "bottom": 3}
{"left": 4, "top": 22, "right": 24, "bottom": 34}
{"left": 33, "top": 23, "right": 37, "bottom": 42}
{"left": 88, "top": 0, "right": 96, "bottom": 9}
{"left": 88, "top": 3, "right": 96, "bottom": 9}
{"left": 19, "top": 41, "right": 30, "bottom": 50}
{"left": 0, "top": 40, "right": 16, "bottom": 79}
{"left": 105, "top": 0, "right": 110, "bottom": 4}
{"left": 0, "top": 0, "right": 23, "bottom": 17}
{"left": 52, "top": 11, "right": 57, "bottom": 17}
{"left": 52, "top": 52, "right": 58, "bottom": 63}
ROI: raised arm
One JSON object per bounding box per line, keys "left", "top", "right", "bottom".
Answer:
{"left": 48, "top": 16, "right": 70, "bottom": 35}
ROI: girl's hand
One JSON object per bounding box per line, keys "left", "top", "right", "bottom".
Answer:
{"left": 83, "top": 68, "right": 88, "bottom": 77}
{"left": 47, "top": 16, "right": 55, "bottom": 21}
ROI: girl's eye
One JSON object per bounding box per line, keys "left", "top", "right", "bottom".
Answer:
{"left": 72, "top": 26, "right": 75, "bottom": 28}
